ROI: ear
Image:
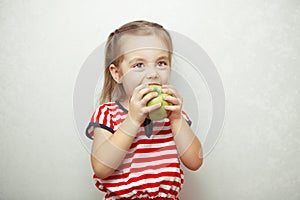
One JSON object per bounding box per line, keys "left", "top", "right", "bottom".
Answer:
{"left": 109, "top": 64, "right": 121, "bottom": 83}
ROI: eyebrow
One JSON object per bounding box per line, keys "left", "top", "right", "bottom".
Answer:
{"left": 128, "top": 57, "right": 146, "bottom": 66}
{"left": 128, "top": 56, "right": 170, "bottom": 65}
{"left": 156, "top": 56, "right": 170, "bottom": 61}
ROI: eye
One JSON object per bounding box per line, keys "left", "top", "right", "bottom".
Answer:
{"left": 157, "top": 61, "right": 168, "bottom": 68}
{"left": 132, "top": 63, "right": 145, "bottom": 69}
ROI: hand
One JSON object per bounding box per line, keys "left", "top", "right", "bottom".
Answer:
{"left": 128, "top": 84, "right": 162, "bottom": 125}
{"left": 161, "top": 85, "right": 183, "bottom": 122}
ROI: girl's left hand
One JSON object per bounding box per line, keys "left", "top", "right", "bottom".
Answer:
{"left": 161, "top": 85, "right": 183, "bottom": 122}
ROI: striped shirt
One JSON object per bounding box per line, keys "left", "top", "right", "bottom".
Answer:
{"left": 86, "top": 101, "right": 191, "bottom": 200}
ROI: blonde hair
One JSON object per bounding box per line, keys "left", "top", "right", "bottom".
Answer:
{"left": 100, "top": 20, "right": 173, "bottom": 104}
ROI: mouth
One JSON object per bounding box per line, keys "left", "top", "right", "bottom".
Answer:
{"left": 146, "top": 82, "right": 161, "bottom": 86}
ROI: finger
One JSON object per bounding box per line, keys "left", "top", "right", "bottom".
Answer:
{"left": 133, "top": 83, "right": 148, "bottom": 93}
{"left": 139, "top": 87, "right": 156, "bottom": 99}
{"left": 162, "top": 84, "right": 175, "bottom": 89}
{"left": 162, "top": 84, "right": 177, "bottom": 91}
{"left": 162, "top": 85, "right": 179, "bottom": 97}
{"left": 142, "top": 102, "right": 162, "bottom": 113}
{"left": 163, "top": 95, "right": 182, "bottom": 105}
{"left": 164, "top": 104, "right": 181, "bottom": 111}
{"left": 141, "top": 91, "right": 159, "bottom": 105}
{"left": 132, "top": 84, "right": 151, "bottom": 100}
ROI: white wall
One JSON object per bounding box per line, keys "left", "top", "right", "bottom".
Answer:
{"left": 1, "top": 0, "right": 299, "bottom": 199}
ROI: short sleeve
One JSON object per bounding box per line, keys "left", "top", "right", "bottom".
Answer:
{"left": 85, "top": 103, "right": 115, "bottom": 140}
{"left": 182, "top": 110, "right": 192, "bottom": 126}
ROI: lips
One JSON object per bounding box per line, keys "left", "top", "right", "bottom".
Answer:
{"left": 146, "top": 82, "right": 161, "bottom": 86}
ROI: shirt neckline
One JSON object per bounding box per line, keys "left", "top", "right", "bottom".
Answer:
{"left": 115, "top": 100, "right": 128, "bottom": 113}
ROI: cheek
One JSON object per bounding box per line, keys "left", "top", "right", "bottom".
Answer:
{"left": 121, "top": 71, "right": 144, "bottom": 96}
{"left": 159, "top": 69, "right": 171, "bottom": 84}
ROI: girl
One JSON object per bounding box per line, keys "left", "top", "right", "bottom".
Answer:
{"left": 86, "top": 20, "right": 203, "bottom": 200}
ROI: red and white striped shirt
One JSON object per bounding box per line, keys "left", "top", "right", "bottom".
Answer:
{"left": 86, "top": 101, "right": 191, "bottom": 200}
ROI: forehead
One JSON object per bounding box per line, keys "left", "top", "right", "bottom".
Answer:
{"left": 119, "top": 34, "right": 170, "bottom": 56}
{"left": 122, "top": 48, "right": 170, "bottom": 64}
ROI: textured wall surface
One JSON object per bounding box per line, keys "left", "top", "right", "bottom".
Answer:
{"left": 0, "top": 0, "right": 299, "bottom": 199}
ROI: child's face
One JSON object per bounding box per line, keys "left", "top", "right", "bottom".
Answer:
{"left": 113, "top": 34, "right": 171, "bottom": 98}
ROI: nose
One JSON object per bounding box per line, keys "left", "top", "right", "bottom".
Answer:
{"left": 145, "top": 64, "right": 159, "bottom": 79}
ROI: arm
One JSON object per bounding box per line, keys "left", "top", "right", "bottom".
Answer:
{"left": 163, "top": 85, "right": 203, "bottom": 171}
{"left": 91, "top": 84, "right": 161, "bottom": 179}
{"left": 171, "top": 117, "right": 203, "bottom": 170}
{"left": 91, "top": 117, "right": 138, "bottom": 179}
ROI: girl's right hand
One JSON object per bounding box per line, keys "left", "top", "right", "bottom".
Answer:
{"left": 127, "top": 84, "right": 161, "bottom": 125}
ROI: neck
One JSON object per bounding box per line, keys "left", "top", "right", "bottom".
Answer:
{"left": 119, "top": 98, "right": 129, "bottom": 110}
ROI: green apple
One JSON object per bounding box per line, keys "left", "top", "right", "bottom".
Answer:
{"left": 146, "top": 84, "right": 172, "bottom": 121}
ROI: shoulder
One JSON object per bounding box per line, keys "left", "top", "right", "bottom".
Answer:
{"left": 86, "top": 102, "right": 124, "bottom": 140}
{"left": 91, "top": 102, "right": 119, "bottom": 120}
{"left": 95, "top": 102, "right": 119, "bottom": 114}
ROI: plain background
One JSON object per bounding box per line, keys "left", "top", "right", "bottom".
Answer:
{"left": 1, "top": 0, "right": 299, "bottom": 199}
